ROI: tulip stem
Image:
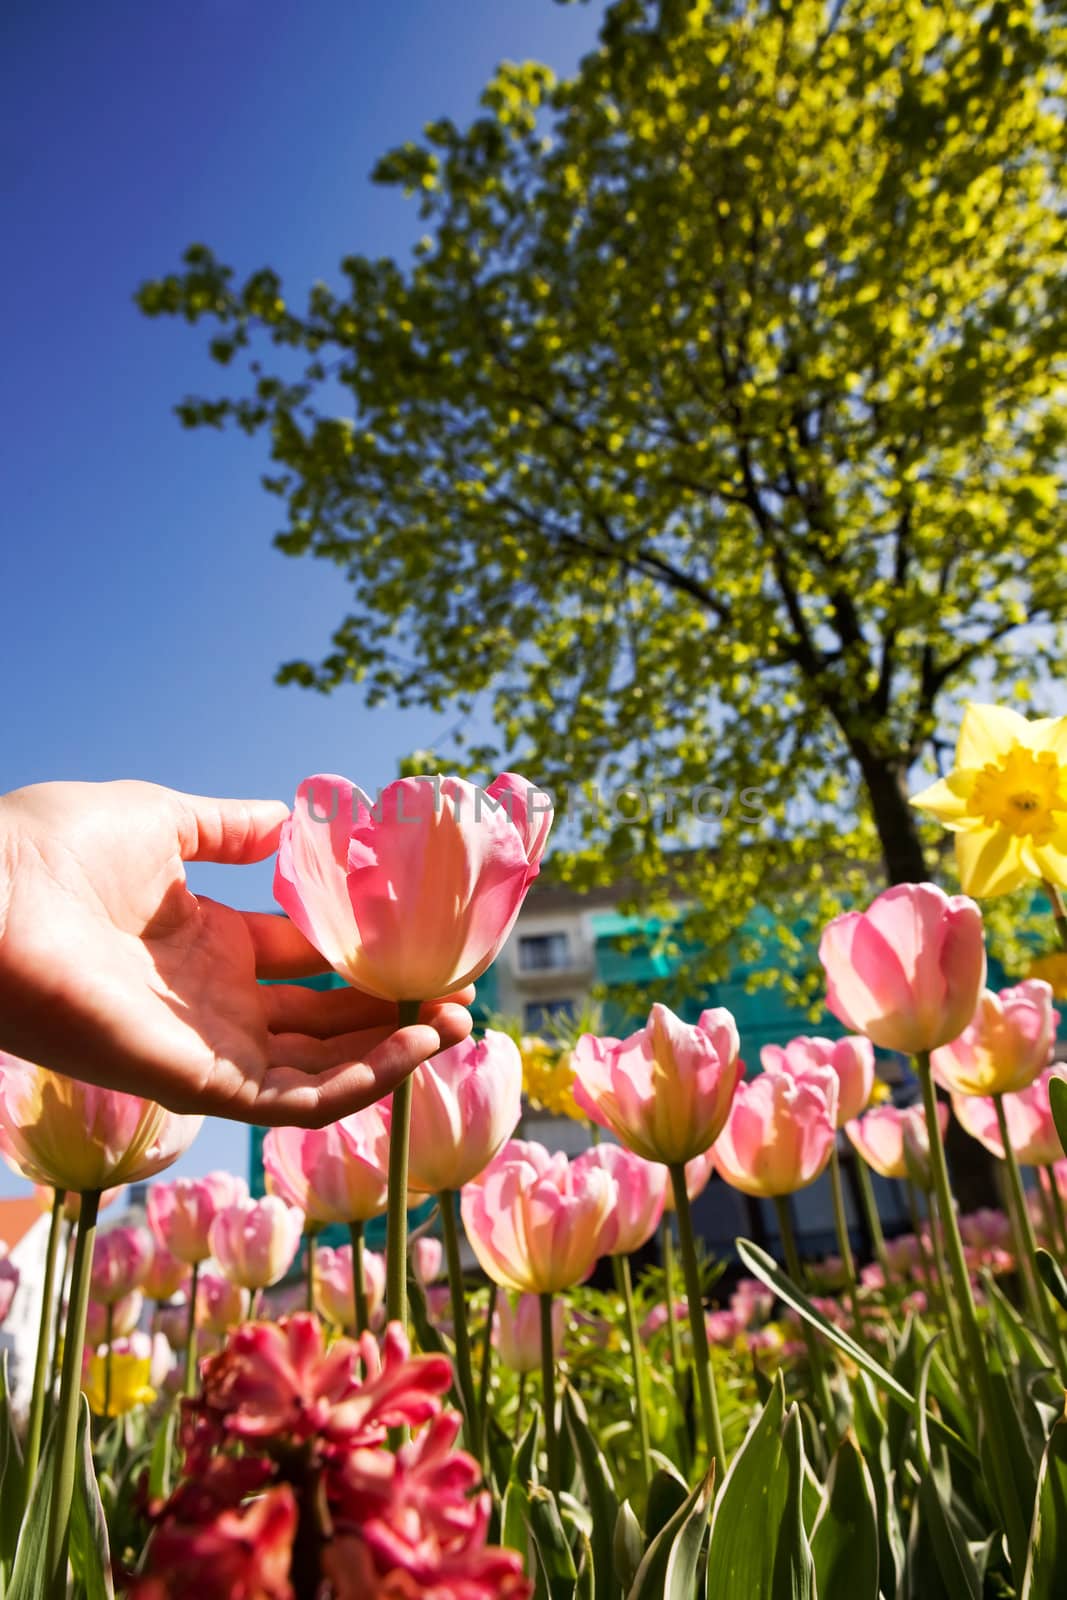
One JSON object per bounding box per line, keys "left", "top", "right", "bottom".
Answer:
{"left": 477, "top": 1280, "right": 497, "bottom": 1462}
{"left": 619, "top": 1253, "right": 652, "bottom": 1491}
{"left": 44, "top": 1187, "right": 100, "bottom": 1600}
{"left": 514, "top": 1370, "right": 527, "bottom": 1443}
{"left": 852, "top": 1154, "right": 888, "bottom": 1272}
{"left": 24, "top": 1189, "right": 66, "bottom": 1502}
{"left": 539, "top": 1292, "right": 560, "bottom": 1493}
{"left": 1045, "top": 1164, "right": 1067, "bottom": 1258}
{"left": 915, "top": 1051, "right": 1028, "bottom": 1576}
{"left": 661, "top": 1217, "right": 690, "bottom": 1475}
{"left": 183, "top": 1261, "right": 200, "bottom": 1397}
{"left": 828, "top": 1146, "right": 863, "bottom": 1340}
{"left": 1044, "top": 880, "right": 1067, "bottom": 952}
{"left": 386, "top": 1002, "right": 422, "bottom": 1330}
{"left": 668, "top": 1163, "right": 726, "bottom": 1484}
{"left": 104, "top": 1303, "right": 114, "bottom": 1419}
{"left": 994, "top": 1093, "right": 1064, "bottom": 1366}
{"left": 49, "top": 1219, "right": 73, "bottom": 1400}
{"left": 349, "top": 1221, "right": 368, "bottom": 1336}
{"left": 440, "top": 1191, "right": 478, "bottom": 1438}
{"left": 773, "top": 1195, "right": 836, "bottom": 1436}
{"left": 924, "top": 1188, "right": 965, "bottom": 1368}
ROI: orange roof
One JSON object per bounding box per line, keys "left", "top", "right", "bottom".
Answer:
{"left": 0, "top": 1197, "right": 41, "bottom": 1250}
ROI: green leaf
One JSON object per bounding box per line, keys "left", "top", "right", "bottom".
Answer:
{"left": 772, "top": 1407, "right": 815, "bottom": 1600}
{"left": 1022, "top": 1410, "right": 1067, "bottom": 1599}
{"left": 851, "top": 1372, "right": 904, "bottom": 1598}
{"left": 407, "top": 1273, "right": 473, "bottom": 1441}
{"left": 1049, "top": 1077, "right": 1067, "bottom": 1160}
{"left": 528, "top": 1487, "right": 578, "bottom": 1600}
{"left": 563, "top": 1387, "right": 619, "bottom": 1600}
{"left": 811, "top": 1432, "right": 879, "bottom": 1600}
{"left": 69, "top": 1399, "right": 114, "bottom": 1600}
{"left": 626, "top": 1470, "right": 713, "bottom": 1600}
{"left": 0, "top": 1351, "right": 26, "bottom": 1582}
{"left": 1036, "top": 1248, "right": 1067, "bottom": 1313}
{"left": 514, "top": 1409, "right": 541, "bottom": 1491}
{"left": 735, "top": 1241, "right": 976, "bottom": 1471}
{"left": 575, "top": 1533, "right": 595, "bottom": 1600}
{"left": 613, "top": 1502, "right": 643, "bottom": 1593}
{"left": 7, "top": 1417, "right": 59, "bottom": 1600}
{"left": 147, "top": 1402, "right": 178, "bottom": 1505}
{"left": 502, "top": 1477, "right": 532, "bottom": 1563}
{"left": 643, "top": 1466, "right": 688, "bottom": 1545}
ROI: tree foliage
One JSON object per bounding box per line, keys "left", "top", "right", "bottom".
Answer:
{"left": 138, "top": 0, "right": 1067, "bottom": 1002}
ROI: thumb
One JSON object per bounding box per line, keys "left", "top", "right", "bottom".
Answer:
{"left": 175, "top": 791, "right": 290, "bottom": 865}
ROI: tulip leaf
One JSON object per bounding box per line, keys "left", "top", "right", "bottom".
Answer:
{"left": 1036, "top": 1248, "right": 1067, "bottom": 1313}
{"left": 502, "top": 1477, "right": 532, "bottom": 1563}
{"left": 0, "top": 1350, "right": 26, "bottom": 1581}
{"left": 773, "top": 1406, "right": 816, "bottom": 1600}
{"left": 575, "top": 1533, "right": 595, "bottom": 1600}
{"left": 563, "top": 1386, "right": 620, "bottom": 1600}
{"left": 527, "top": 1487, "right": 578, "bottom": 1600}
{"left": 1049, "top": 1077, "right": 1067, "bottom": 1162}
{"left": 644, "top": 1466, "right": 689, "bottom": 1545}
{"left": 1021, "top": 1410, "right": 1067, "bottom": 1599}
{"left": 613, "top": 1502, "right": 643, "bottom": 1593}
{"left": 147, "top": 1401, "right": 178, "bottom": 1505}
{"left": 7, "top": 1416, "right": 59, "bottom": 1600}
{"left": 69, "top": 1398, "right": 114, "bottom": 1600}
{"left": 735, "top": 1240, "right": 977, "bottom": 1470}
{"left": 626, "top": 1469, "right": 713, "bottom": 1600}
{"left": 811, "top": 1431, "right": 879, "bottom": 1600}
{"left": 406, "top": 1272, "right": 474, "bottom": 1443}
{"left": 514, "top": 1409, "right": 541, "bottom": 1490}
{"left": 851, "top": 1372, "right": 905, "bottom": 1600}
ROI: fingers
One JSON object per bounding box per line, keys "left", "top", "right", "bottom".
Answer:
{"left": 176, "top": 794, "right": 290, "bottom": 865}
{"left": 254, "top": 1024, "right": 448, "bottom": 1126}
{"left": 263, "top": 985, "right": 475, "bottom": 1042}
{"left": 242, "top": 912, "right": 331, "bottom": 979}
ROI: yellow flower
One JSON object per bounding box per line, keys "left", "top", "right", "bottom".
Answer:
{"left": 83, "top": 1346, "right": 156, "bottom": 1417}
{"left": 1029, "top": 951, "right": 1067, "bottom": 1001}
{"left": 520, "top": 1037, "right": 584, "bottom": 1121}
{"left": 911, "top": 703, "right": 1067, "bottom": 897}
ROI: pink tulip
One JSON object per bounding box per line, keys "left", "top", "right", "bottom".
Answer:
{"left": 197, "top": 1271, "right": 247, "bottom": 1336}
{"left": 951, "top": 1068, "right": 1065, "bottom": 1166}
{"left": 90, "top": 1225, "right": 153, "bottom": 1304}
{"left": 273, "top": 771, "right": 551, "bottom": 1001}
{"left": 494, "top": 1293, "right": 565, "bottom": 1374}
{"left": 571, "top": 1004, "right": 741, "bottom": 1166}
{"left": 931, "top": 982, "right": 1058, "bottom": 1097}
{"left": 313, "top": 1244, "right": 386, "bottom": 1331}
{"left": 141, "top": 1241, "right": 192, "bottom": 1305}
{"left": 209, "top": 1196, "right": 304, "bottom": 1290}
{"left": 572, "top": 1144, "right": 667, "bottom": 1255}
{"left": 712, "top": 1069, "right": 837, "bottom": 1197}
{"left": 461, "top": 1139, "right": 616, "bottom": 1294}
{"left": 0, "top": 1051, "right": 202, "bottom": 1192}
{"left": 0, "top": 1251, "right": 18, "bottom": 1325}
{"left": 152, "top": 1299, "right": 191, "bottom": 1351}
{"left": 263, "top": 1108, "right": 390, "bottom": 1225}
{"left": 761, "top": 1035, "right": 875, "bottom": 1127}
{"left": 86, "top": 1290, "right": 143, "bottom": 1347}
{"left": 845, "top": 1103, "right": 949, "bottom": 1182}
{"left": 663, "top": 1149, "right": 716, "bottom": 1210}
{"left": 412, "top": 1237, "right": 444, "bottom": 1286}
{"left": 405, "top": 1030, "right": 523, "bottom": 1194}
{"left": 819, "top": 883, "right": 986, "bottom": 1055}
{"left": 147, "top": 1172, "right": 248, "bottom": 1265}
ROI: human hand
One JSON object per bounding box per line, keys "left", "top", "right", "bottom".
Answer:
{"left": 0, "top": 781, "right": 473, "bottom": 1125}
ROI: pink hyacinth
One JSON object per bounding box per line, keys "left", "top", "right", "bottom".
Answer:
{"left": 819, "top": 883, "right": 986, "bottom": 1056}
{"left": 572, "top": 1143, "right": 667, "bottom": 1255}
{"left": 406, "top": 1030, "right": 523, "bottom": 1194}
{"left": 494, "top": 1292, "right": 565, "bottom": 1375}
{"left": 209, "top": 1196, "right": 304, "bottom": 1291}
{"left": 845, "top": 1102, "right": 949, "bottom": 1183}
{"left": 147, "top": 1172, "right": 249, "bottom": 1267}
{"left": 571, "top": 1004, "right": 741, "bottom": 1166}
{"left": 712, "top": 1068, "right": 838, "bottom": 1197}
{"left": 760, "top": 1034, "right": 875, "bottom": 1127}
{"left": 273, "top": 772, "right": 551, "bottom": 1002}
{"left": 951, "top": 1068, "right": 1066, "bottom": 1167}
{"left": 931, "top": 981, "right": 1059, "bottom": 1097}
{"left": 263, "top": 1107, "right": 390, "bottom": 1226}
{"left": 729, "top": 1278, "right": 774, "bottom": 1328}
{"left": 460, "top": 1139, "right": 616, "bottom": 1294}
{"left": 90, "top": 1225, "right": 153, "bottom": 1305}
{"left": 314, "top": 1243, "right": 386, "bottom": 1332}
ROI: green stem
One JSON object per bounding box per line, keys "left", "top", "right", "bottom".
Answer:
{"left": 907, "top": 1179, "right": 961, "bottom": 1362}
{"left": 1046, "top": 1164, "right": 1067, "bottom": 1258}
{"left": 104, "top": 1304, "right": 113, "bottom": 1419}
{"left": 539, "top": 1292, "right": 560, "bottom": 1493}
{"left": 44, "top": 1188, "right": 100, "bottom": 1600}
{"left": 1045, "top": 879, "right": 1067, "bottom": 952}
{"left": 349, "top": 1220, "right": 368, "bottom": 1336}
{"left": 852, "top": 1152, "right": 888, "bottom": 1272}
{"left": 477, "top": 1280, "right": 497, "bottom": 1461}
{"left": 994, "top": 1093, "right": 1063, "bottom": 1364}
{"left": 620, "top": 1253, "right": 652, "bottom": 1490}
{"left": 828, "top": 1145, "right": 863, "bottom": 1338}
{"left": 668, "top": 1163, "right": 726, "bottom": 1483}
{"left": 440, "top": 1191, "right": 478, "bottom": 1434}
{"left": 514, "top": 1369, "right": 527, "bottom": 1444}
{"left": 183, "top": 1261, "right": 200, "bottom": 1397}
{"left": 662, "top": 1219, "right": 683, "bottom": 1376}
{"left": 926, "top": 1186, "right": 965, "bottom": 1367}
{"left": 24, "top": 1190, "right": 65, "bottom": 1501}
{"left": 49, "top": 1219, "right": 73, "bottom": 1401}
{"left": 386, "top": 1000, "right": 422, "bottom": 1328}
{"left": 774, "top": 1195, "right": 836, "bottom": 1435}
{"left": 915, "top": 1051, "right": 1029, "bottom": 1576}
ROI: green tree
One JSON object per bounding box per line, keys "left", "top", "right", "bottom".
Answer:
{"left": 139, "top": 0, "right": 1067, "bottom": 1000}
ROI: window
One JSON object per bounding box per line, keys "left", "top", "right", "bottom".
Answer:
{"left": 518, "top": 932, "right": 571, "bottom": 972}
{"left": 523, "top": 998, "right": 575, "bottom": 1033}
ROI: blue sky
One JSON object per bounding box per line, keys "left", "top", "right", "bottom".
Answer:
{"left": 0, "top": 0, "right": 604, "bottom": 1195}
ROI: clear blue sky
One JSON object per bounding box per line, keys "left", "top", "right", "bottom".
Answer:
{"left": 0, "top": 0, "right": 604, "bottom": 1195}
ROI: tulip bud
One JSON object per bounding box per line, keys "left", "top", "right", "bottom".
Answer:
{"left": 712, "top": 1069, "right": 838, "bottom": 1197}
{"left": 208, "top": 1196, "right": 304, "bottom": 1290}
{"left": 146, "top": 1172, "right": 248, "bottom": 1265}
{"left": 931, "top": 982, "right": 1058, "bottom": 1097}
{"left": 406, "top": 1031, "right": 523, "bottom": 1194}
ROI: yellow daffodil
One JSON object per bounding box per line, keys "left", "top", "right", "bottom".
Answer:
{"left": 83, "top": 1343, "right": 156, "bottom": 1417}
{"left": 520, "top": 1036, "right": 584, "bottom": 1121}
{"left": 911, "top": 702, "right": 1067, "bottom": 897}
